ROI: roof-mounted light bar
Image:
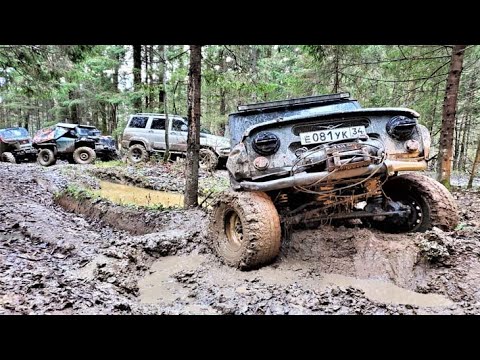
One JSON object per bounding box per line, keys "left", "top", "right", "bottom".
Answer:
{"left": 237, "top": 92, "right": 351, "bottom": 112}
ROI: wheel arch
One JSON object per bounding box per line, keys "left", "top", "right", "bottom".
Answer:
{"left": 128, "top": 138, "right": 150, "bottom": 151}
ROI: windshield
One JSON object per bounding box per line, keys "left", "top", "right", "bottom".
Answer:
{"left": 0, "top": 128, "right": 29, "bottom": 140}
{"left": 77, "top": 127, "right": 101, "bottom": 136}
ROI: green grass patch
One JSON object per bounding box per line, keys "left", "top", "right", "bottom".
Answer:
{"left": 199, "top": 175, "right": 230, "bottom": 196}
{"left": 56, "top": 184, "right": 100, "bottom": 201}
{"left": 94, "top": 160, "right": 125, "bottom": 168}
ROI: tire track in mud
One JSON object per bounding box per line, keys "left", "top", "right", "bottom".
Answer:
{"left": 2, "top": 163, "right": 480, "bottom": 314}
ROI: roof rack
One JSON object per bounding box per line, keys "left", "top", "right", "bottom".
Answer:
{"left": 135, "top": 112, "right": 164, "bottom": 116}
{"left": 134, "top": 113, "right": 185, "bottom": 117}
{"left": 237, "top": 92, "right": 351, "bottom": 112}
{"left": 55, "top": 123, "right": 97, "bottom": 129}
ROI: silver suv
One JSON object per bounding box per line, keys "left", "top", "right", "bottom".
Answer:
{"left": 121, "top": 113, "right": 230, "bottom": 170}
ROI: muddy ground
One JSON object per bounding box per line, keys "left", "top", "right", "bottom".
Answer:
{"left": 1, "top": 161, "right": 480, "bottom": 315}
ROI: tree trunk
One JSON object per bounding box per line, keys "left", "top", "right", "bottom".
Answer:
{"left": 69, "top": 90, "right": 79, "bottom": 123}
{"left": 453, "top": 114, "right": 464, "bottom": 170}
{"left": 17, "top": 109, "right": 21, "bottom": 128}
{"left": 110, "top": 104, "right": 117, "bottom": 135}
{"left": 219, "top": 88, "right": 226, "bottom": 115}
{"left": 132, "top": 45, "right": 142, "bottom": 111}
{"left": 172, "top": 81, "right": 178, "bottom": 115}
{"left": 184, "top": 45, "right": 202, "bottom": 208}
{"left": 23, "top": 110, "right": 29, "bottom": 131}
{"left": 333, "top": 46, "right": 340, "bottom": 93}
{"left": 158, "top": 45, "right": 166, "bottom": 112}
{"left": 462, "top": 115, "right": 471, "bottom": 172}
{"left": 101, "top": 104, "right": 107, "bottom": 134}
{"left": 162, "top": 50, "right": 170, "bottom": 163}
{"left": 36, "top": 104, "right": 40, "bottom": 133}
{"left": 250, "top": 46, "right": 259, "bottom": 102}
{"left": 437, "top": 45, "right": 467, "bottom": 189}
{"left": 468, "top": 137, "right": 480, "bottom": 189}
{"left": 100, "top": 104, "right": 108, "bottom": 134}
{"left": 457, "top": 114, "right": 468, "bottom": 171}
{"left": 144, "top": 45, "right": 150, "bottom": 109}
{"left": 454, "top": 72, "right": 476, "bottom": 171}
{"left": 219, "top": 48, "right": 227, "bottom": 115}
{"left": 109, "top": 50, "right": 121, "bottom": 135}
{"left": 428, "top": 84, "right": 440, "bottom": 134}
{"left": 148, "top": 45, "right": 154, "bottom": 109}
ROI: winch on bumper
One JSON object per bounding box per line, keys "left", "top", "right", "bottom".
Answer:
{"left": 228, "top": 139, "right": 427, "bottom": 192}
{"left": 16, "top": 147, "right": 38, "bottom": 157}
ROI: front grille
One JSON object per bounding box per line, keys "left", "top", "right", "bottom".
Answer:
{"left": 292, "top": 117, "right": 370, "bottom": 136}
{"left": 289, "top": 139, "right": 359, "bottom": 154}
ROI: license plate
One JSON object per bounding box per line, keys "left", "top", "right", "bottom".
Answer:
{"left": 300, "top": 126, "right": 366, "bottom": 145}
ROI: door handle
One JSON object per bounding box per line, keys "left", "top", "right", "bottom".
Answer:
{"left": 148, "top": 130, "right": 154, "bottom": 133}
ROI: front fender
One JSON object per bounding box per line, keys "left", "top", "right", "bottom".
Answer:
{"left": 127, "top": 137, "right": 151, "bottom": 151}
{"left": 226, "top": 142, "right": 250, "bottom": 179}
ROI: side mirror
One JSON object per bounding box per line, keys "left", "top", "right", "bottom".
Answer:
{"left": 181, "top": 124, "right": 188, "bottom": 131}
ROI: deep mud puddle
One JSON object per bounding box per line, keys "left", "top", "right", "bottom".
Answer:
{"left": 138, "top": 255, "right": 206, "bottom": 304}
{"left": 320, "top": 273, "right": 452, "bottom": 307}
{"left": 138, "top": 254, "right": 452, "bottom": 310}
{"left": 97, "top": 180, "right": 184, "bottom": 207}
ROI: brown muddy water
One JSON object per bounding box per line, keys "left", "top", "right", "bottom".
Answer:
{"left": 138, "top": 255, "right": 206, "bottom": 304}
{"left": 138, "top": 254, "right": 453, "bottom": 309}
{"left": 97, "top": 180, "right": 185, "bottom": 207}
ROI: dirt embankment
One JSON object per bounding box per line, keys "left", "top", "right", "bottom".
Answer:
{"left": 51, "top": 162, "right": 228, "bottom": 235}
{"left": 54, "top": 194, "right": 205, "bottom": 236}
{"left": 90, "top": 163, "right": 229, "bottom": 196}
{"left": 2, "top": 162, "right": 480, "bottom": 315}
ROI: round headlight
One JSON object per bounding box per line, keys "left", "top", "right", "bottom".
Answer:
{"left": 252, "top": 132, "right": 281, "bottom": 156}
{"left": 386, "top": 116, "right": 416, "bottom": 140}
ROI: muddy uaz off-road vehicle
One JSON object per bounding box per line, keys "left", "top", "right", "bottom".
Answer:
{"left": 33, "top": 123, "right": 118, "bottom": 166}
{"left": 0, "top": 127, "right": 38, "bottom": 163}
{"left": 209, "top": 93, "right": 459, "bottom": 270}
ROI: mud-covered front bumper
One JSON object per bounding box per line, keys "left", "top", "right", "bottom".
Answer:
{"left": 95, "top": 144, "right": 119, "bottom": 159}
{"left": 236, "top": 159, "right": 427, "bottom": 191}
{"left": 14, "top": 147, "right": 38, "bottom": 158}
{"left": 95, "top": 144, "right": 116, "bottom": 152}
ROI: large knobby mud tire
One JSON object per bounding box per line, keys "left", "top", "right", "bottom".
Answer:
{"left": 199, "top": 148, "right": 218, "bottom": 171}
{"left": 1, "top": 152, "right": 16, "bottom": 164}
{"left": 73, "top": 146, "right": 96, "bottom": 165}
{"left": 374, "top": 173, "right": 459, "bottom": 232}
{"left": 37, "top": 149, "right": 56, "bottom": 167}
{"left": 210, "top": 190, "right": 281, "bottom": 270}
{"left": 127, "top": 144, "right": 150, "bottom": 164}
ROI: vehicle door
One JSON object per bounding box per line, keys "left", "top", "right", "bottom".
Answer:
{"left": 56, "top": 128, "right": 77, "bottom": 153}
{"left": 148, "top": 117, "right": 167, "bottom": 150}
{"left": 124, "top": 116, "right": 150, "bottom": 148}
{"left": 169, "top": 118, "right": 188, "bottom": 152}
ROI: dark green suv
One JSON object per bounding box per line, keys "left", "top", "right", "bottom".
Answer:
{"left": 0, "top": 127, "right": 38, "bottom": 163}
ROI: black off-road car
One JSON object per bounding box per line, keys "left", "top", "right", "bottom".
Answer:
{"left": 209, "top": 93, "right": 459, "bottom": 269}
{"left": 33, "top": 123, "right": 118, "bottom": 166}
{"left": 0, "top": 127, "right": 38, "bottom": 163}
